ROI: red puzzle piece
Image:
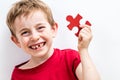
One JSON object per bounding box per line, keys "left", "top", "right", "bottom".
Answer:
{"left": 66, "top": 14, "right": 91, "bottom": 37}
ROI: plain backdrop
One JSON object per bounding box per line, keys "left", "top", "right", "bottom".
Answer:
{"left": 0, "top": 0, "right": 120, "bottom": 80}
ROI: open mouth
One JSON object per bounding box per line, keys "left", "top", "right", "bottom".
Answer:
{"left": 29, "top": 42, "right": 46, "bottom": 50}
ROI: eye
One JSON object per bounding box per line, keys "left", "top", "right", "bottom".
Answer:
{"left": 21, "top": 31, "right": 30, "bottom": 36}
{"left": 37, "top": 26, "right": 45, "bottom": 31}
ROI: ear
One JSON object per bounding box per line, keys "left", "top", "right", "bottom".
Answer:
{"left": 51, "top": 22, "right": 58, "bottom": 38}
{"left": 11, "top": 35, "right": 21, "bottom": 48}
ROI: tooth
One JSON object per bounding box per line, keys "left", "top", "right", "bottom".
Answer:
{"left": 30, "top": 42, "right": 45, "bottom": 50}
{"left": 32, "top": 46, "right": 36, "bottom": 49}
{"left": 40, "top": 43, "right": 43, "bottom": 48}
{"left": 36, "top": 45, "right": 39, "bottom": 49}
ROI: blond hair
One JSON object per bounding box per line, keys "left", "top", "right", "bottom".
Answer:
{"left": 6, "top": 0, "right": 55, "bottom": 36}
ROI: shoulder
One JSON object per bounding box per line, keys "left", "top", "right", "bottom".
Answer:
{"left": 55, "top": 48, "right": 81, "bottom": 72}
{"left": 55, "top": 48, "right": 79, "bottom": 54}
{"left": 56, "top": 48, "right": 79, "bottom": 56}
{"left": 54, "top": 48, "right": 80, "bottom": 61}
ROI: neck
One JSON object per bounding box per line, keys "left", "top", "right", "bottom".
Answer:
{"left": 19, "top": 48, "right": 54, "bottom": 69}
{"left": 30, "top": 47, "right": 54, "bottom": 67}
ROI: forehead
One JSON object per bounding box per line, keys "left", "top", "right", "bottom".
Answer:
{"left": 14, "top": 10, "right": 47, "bottom": 27}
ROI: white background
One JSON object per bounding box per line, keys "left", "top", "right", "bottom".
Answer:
{"left": 0, "top": 0, "right": 120, "bottom": 80}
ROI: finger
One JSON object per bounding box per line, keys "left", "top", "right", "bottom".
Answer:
{"left": 78, "top": 24, "right": 91, "bottom": 30}
{"left": 80, "top": 28, "right": 92, "bottom": 39}
{"left": 78, "top": 33, "right": 82, "bottom": 41}
{"left": 79, "top": 24, "right": 85, "bottom": 28}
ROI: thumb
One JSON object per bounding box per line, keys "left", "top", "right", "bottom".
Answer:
{"left": 78, "top": 32, "right": 82, "bottom": 42}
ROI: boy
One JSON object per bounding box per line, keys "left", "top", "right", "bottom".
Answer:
{"left": 6, "top": 0, "right": 100, "bottom": 80}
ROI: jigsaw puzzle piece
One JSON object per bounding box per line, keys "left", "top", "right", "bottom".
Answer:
{"left": 75, "top": 20, "right": 92, "bottom": 37}
{"left": 66, "top": 14, "right": 92, "bottom": 37}
{"left": 66, "top": 14, "right": 82, "bottom": 30}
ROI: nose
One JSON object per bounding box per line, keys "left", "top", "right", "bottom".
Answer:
{"left": 30, "top": 31, "right": 40, "bottom": 41}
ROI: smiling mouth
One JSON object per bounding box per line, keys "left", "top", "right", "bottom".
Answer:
{"left": 29, "top": 42, "right": 46, "bottom": 50}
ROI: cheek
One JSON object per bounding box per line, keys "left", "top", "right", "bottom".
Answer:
{"left": 45, "top": 28, "right": 55, "bottom": 36}
{"left": 42, "top": 29, "right": 52, "bottom": 37}
{"left": 45, "top": 32, "right": 54, "bottom": 38}
{"left": 18, "top": 37, "right": 29, "bottom": 45}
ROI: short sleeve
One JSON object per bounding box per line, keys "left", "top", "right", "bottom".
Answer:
{"left": 63, "top": 49, "right": 81, "bottom": 73}
{"left": 72, "top": 50, "right": 81, "bottom": 72}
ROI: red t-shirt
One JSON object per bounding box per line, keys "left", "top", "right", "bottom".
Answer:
{"left": 11, "top": 48, "right": 81, "bottom": 80}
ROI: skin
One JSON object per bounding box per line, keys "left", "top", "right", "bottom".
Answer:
{"left": 11, "top": 10, "right": 100, "bottom": 80}
{"left": 11, "top": 10, "right": 58, "bottom": 69}
{"left": 76, "top": 25, "right": 101, "bottom": 80}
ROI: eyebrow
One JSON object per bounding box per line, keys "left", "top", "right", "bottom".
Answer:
{"left": 19, "top": 28, "right": 29, "bottom": 33}
{"left": 34, "top": 22, "right": 47, "bottom": 27}
{"left": 19, "top": 22, "right": 46, "bottom": 33}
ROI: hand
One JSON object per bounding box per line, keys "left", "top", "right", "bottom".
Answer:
{"left": 77, "top": 25, "right": 92, "bottom": 52}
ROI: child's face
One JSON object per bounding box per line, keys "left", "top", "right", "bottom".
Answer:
{"left": 11, "top": 10, "right": 58, "bottom": 57}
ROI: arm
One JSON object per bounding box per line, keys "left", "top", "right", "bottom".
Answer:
{"left": 76, "top": 25, "right": 100, "bottom": 80}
